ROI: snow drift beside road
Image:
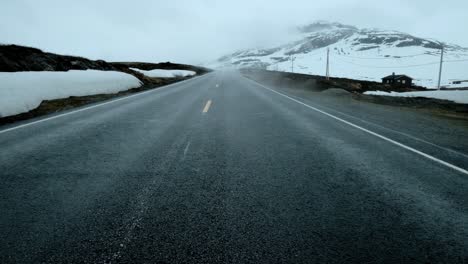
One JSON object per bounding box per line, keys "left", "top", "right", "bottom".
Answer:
{"left": 0, "top": 70, "right": 142, "bottom": 117}
{"left": 364, "top": 90, "right": 468, "bottom": 104}
{"left": 130, "top": 68, "right": 196, "bottom": 78}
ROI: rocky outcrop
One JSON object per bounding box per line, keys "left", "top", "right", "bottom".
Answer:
{"left": 0, "top": 44, "right": 210, "bottom": 85}
{"left": 0, "top": 45, "right": 118, "bottom": 72}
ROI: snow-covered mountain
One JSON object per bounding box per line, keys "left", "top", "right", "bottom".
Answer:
{"left": 215, "top": 21, "right": 468, "bottom": 88}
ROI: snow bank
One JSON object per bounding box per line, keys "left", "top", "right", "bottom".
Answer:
{"left": 0, "top": 70, "right": 142, "bottom": 117}
{"left": 445, "top": 81, "right": 468, "bottom": 89}
{"left": 364, "top": 90, "right": 468, "bottom": 104}
{"left": 130, "top": 68, "right": 196, "bottom": 78}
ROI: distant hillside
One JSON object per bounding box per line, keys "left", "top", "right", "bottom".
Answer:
{"left": 0, "top": 44, "right": 210, "bottom": 85}
{"left": 0, "top": 45, "right": 123, "bottom": 72}
{"left": 215, "top": 21, "right": 468, "bottom": 88}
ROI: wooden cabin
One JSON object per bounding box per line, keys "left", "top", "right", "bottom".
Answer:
{"left": 382, "top": 73, "right": 413, "bottom": 87}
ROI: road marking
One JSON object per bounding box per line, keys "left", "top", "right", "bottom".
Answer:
{"left": 202, "top": 100, "right": 212, "bottom": 113}
{"left": 183, "top": 141, "right": 191, "bottom": 159}
{"left": 296, "top": 97, "right": 468, "bottom": 160}
{"left": 247, "top": 78, "right": 468, "bottom": 176}
{"left": 0, "top": 74, "right": 210, "bottom": 135}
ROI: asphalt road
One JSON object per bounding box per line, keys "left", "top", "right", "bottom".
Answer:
{"left": 1, "top": 71, "right": 467, "bottom": 263}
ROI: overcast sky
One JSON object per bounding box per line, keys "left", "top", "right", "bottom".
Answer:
{"left": 1, "top": 0, "right": 467, "bottom": 64}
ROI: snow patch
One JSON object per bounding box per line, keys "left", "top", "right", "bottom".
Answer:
{"left": 0, "top": 70, "right": 142, "bottom": 117}
{"left": 215, "top": 22, "right": 468, "bottom": 89}
{"left": 130, "top": 68, "right": 196, "bottom": 78}
{"left": 364, "top": 90, "right": 468, "bottom": 104}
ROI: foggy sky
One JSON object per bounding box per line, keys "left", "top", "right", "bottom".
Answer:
{"left": 1, "top": 0, "right": 467, "bottom": 64}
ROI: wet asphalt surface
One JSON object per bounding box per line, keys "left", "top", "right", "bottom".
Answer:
{"left": 1, "top": 71, "right": 467, "bottom": 263}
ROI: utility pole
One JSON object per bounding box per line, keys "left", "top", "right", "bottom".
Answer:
{"left": 290, "top": 56, "right": 296, "bottom": 73}
{"left": 326, "top": 48, "right": 330, "bottom": 80}
{"left": 437, "top": 45, "right": 444, "bottom": 90}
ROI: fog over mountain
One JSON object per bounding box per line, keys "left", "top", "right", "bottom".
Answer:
{"left": 1, "top": 0, "right": 467, "bottom": 64}
{"left": 214, "top": 21, "right": 468, "bottom": 88}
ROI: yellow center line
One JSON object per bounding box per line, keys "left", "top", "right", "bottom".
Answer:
{"left": 202, "top": 100, "right": 212, "bottom": 113}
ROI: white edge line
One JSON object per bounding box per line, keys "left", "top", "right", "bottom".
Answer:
{"left": 0, "top": 73, "right": 210, "bottom": 135}
{"left": 281, "top": 89, "right": 468, "bottom": 160}
{"left": 245, "top": 77, "right": 468, "bottom": 176}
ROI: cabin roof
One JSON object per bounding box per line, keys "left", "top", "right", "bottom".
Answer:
{"left": 382, "top": 74, "right": 413, "bottom": 80}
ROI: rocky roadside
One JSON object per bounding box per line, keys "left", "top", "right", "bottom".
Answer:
{"left": 242, "top": 69, "right": 468, "bottom": 121}
{"left": 0, "top": 44, "right": 211, "bottom": 126}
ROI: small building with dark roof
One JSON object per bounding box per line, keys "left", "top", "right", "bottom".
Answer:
{"left": 382, "top": 73, "right": 413, "bottom": 87}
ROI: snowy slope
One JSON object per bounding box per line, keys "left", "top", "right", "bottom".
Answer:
{"left": 0, "top": 70, "right": 142, "bottom": 117}
{"left": 364, "top": 90, "right": 468, "bottom": 104}
{"left": 215, "top": 21, "right": 468, "bottom": 89}
{"left": 130, "top": 68, "right": 196, "bottom": 78}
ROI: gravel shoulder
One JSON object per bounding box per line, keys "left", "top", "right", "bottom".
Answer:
{"left": 242, "top": 69, "right": 468, "bottom": 121}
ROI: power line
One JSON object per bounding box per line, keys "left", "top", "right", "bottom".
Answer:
{"left": 437, "top": 46, "right": 444, "bottom": 90}
{"left": 445, "top": 59, "right": 468, "bottom": 63}
{"left": 327, "top": 48, "right": 330, "bottom": 79}
{"left": 333, "top": 57, "right": 439, "bottom": 68}
{"left": 299, "top": 50, "right": 445, "bottom": 61}
{"left": 333, "top": 57, "right": 468, "bottom": 69}
{"left": 284, "top": 48, "right": 331, "bottom": 59}
{"left": 290, "top": 56, "right": 296, "bottom": 73}
{"left": 333, "top": 52, "right": 430, "bottom": 60}
{"left": 286, "top": 49, "right": 464, "bottom": 62}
